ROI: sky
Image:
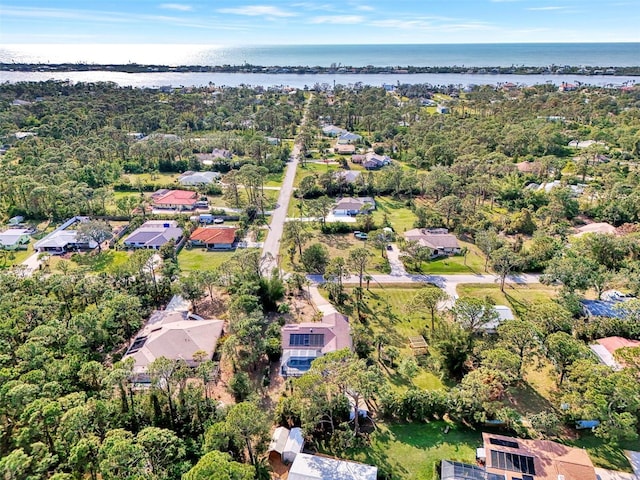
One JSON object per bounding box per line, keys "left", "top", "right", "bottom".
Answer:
{"left": 0, "top": 0, "right": 639, "bottom": 45}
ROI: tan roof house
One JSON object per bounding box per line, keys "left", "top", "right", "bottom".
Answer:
{"left": 574, "top": 222, "right": 617, "bottom": 237}
{"left": 122, "top": 304, "right": 224, "bottom": 383}
{"left": 404, "top": 228, "right": 461, "bottom": 257}
{"left": 280, "top": 312, "right": 352, "bottom": 377}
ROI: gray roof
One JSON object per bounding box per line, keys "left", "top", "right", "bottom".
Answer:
{"left": 404, "top": 229, "right": 460, "bottom": 250}
{"left": 34, "top": 229, "right": 97, "bottom": 250}
{"left": 0, "top": 229, "right": 30, "bottom": 247}
{"left": 124, "top": 221, "right": 183, "bottom": 248}
{"left": 178, "top": 171, "right": 220, "bottom": 185}
{"left": 334, "top": 197, "right": 375, "bottom": 211}
{"left": 334, "top": 170, "right": 361, "bottom": 183}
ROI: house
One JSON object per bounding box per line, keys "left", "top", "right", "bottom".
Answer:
{"left": 280, "top": 312, "right": 352, "bottom": 378}
{"left": 337, "top": 132, "right": 362, "bottom": 145}
{"left": 404, "top": 228, "right": 461, "bottom": 257}
{"left": 516, "top": 161, "right": 542, "bottom": 175}
{"left": 574, "top": 222, "right": 617, "bottom": 237}
{"left": 195, "top": 149, "right": 233, "bottom": 166}
{"left": 362, "top": 152, "right": 391, "bottom": 170}
{"left": 334, "top": 143, "right": 356, "bottom": 154}
{"left": 480, "top": 305, "right": 515, "bottom": 333}
{"left": 332, "top": 197, "right": 376, "bottom": 216}
{"left": 268, "top": 427, "right": 304, "bottom": 464}
{"left": 333, "top": 170, "right": 361, "bottom": 184}
{"left": 351, "top": 154, "right": 366, "bottom": 164}
{"left": 590, "top": 336, "right": 640, "bottom": 370}
{"left": 178, "top": 171, "right": 221, "bottom": 186}
{"left": 0, "top": 229, "right": 31, "bottom": 250}
{"left": 322, "top": 125, "right": 347, "bottom": 137}
{"left": 189, "top": 227, "right": 237, "bottom": 250}
{"left": 34, "top": 217, "right": 97, "bottom": 255}
{"left": 8, "top": 216, "right": 24, "bottom": 225}
{"left": 581, "top": 291, "right": 632, "bottom": 319}
{"left": 436, "top": 105, "right": 450, "bottom": 114}
{"left": 151, "top": 189, "right": 198, "bottom": 210}
{"left": 122, "top": 301, "right": 224, "bottom": 383}
{"left": 288, "top": 453, "right": 377, "bottom": 480}
{"left": 444, "top": 432, "right": 600, "bottom": 480}
{"left": 568, "top": 140, "right": 605, "bottom": 149}
{"left": 123, "top": 220, "right": 183, "bottom": 250}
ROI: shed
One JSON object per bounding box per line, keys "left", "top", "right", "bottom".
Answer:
{"left": 283, "top": 427, "right": 304, "bottom": 464}
{"left": 268, "top": 426, "right": 290, "bottom": 455}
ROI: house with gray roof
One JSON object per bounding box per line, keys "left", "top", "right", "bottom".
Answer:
{"left": 0, "top": 229, "right": 31, "bottom": 250}
{"left": 337, "top": 131, "right": 362, "bottom": 144}
{"left": 123, "top": 220, "right": 183, "bottom": 250}
{"left": 322, "top": 125, "right": 347, "bottom": 137}
{"left": 362, "top": 152, "right": 391, "bottom": 170}
{"left": 178, "top": 171, "right": 221, "bottom": 186}
{"left": 404, "top": 228, "right": 461, "bottom": 257}
{"left": 34, "top": 217, "right": 97, "bottom": 255}
{"left": 333, "top": 170, "right": 361, "bottom": 184}
{"left": 332, "top": 197, "right": 376, "bottom": 216}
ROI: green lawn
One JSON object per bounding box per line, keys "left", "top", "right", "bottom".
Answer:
{"left": 335, "top": 421, "right": 480, "bottom": 480}
{"left": 408, "top": 242, "right": 485, "bottom": 275}
{"left": 372, "top": 197, "right": 417, "bottom": 234}
{"left": 122, "top": 172, "right": 180, "bottom": 185}
{"left": 48, "top": 250, "right": 130, "bottom": 273}
{"left": 0, "top": 244, "right": 35, "bottom": 269}
{"left": 265, "top": 172, "right": 284, "bottom": 187}
{"left": 178, "top": 248, "right": 235, "bottom": 272}
{"left": 455, "top": 283, "right": 558, "bottom": 318}
{"left": 295, "top": 162, "right": 339, "bottom": 186}
{"left": 569, "top": 434, "right": 636, "bottom": 472}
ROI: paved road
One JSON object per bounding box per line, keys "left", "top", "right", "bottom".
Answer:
{"left": 308, "top": 272, "right": 543, "bottom": 309}
{"left": 261, "top": 95, "right": 313, "bottom": 274}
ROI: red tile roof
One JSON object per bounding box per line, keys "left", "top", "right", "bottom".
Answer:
{"left": 153, "top": 190, "right": 198, "bottom": 206}
{"left": 596, "top": 336, "right": 640, "bottom": 354}
{"left": 190, "top": 227, "right": 237, "bottom": 244}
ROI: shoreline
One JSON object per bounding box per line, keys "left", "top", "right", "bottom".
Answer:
{"left": 2, "top": 63, "right": 639, "bottom": 76}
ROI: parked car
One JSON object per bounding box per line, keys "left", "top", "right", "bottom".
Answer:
{"left": 213, "top": 218, "right": 224, "bottom": 224}
{"left": 355, "top": 232, "right": 368, "bottom": 240}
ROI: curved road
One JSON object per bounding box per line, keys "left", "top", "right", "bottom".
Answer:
{"left": 261, "top": 94, "right": 313, "bottom": 274}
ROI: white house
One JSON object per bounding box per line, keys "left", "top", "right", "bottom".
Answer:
{"left": 288, "top": 453, "right": 377, "bottom": 480}
{"left": 0, "top": 229, "right": 31, "bottom": 250}
{"left": 404, "top": 228, "right": 461, "bottom": 257}
{"left": 178, "top": 171, "right": 220, "bottom": 186}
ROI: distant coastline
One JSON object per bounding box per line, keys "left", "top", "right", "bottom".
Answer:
{"left": 2, "top": 63, "right": 639, "bottom": 76}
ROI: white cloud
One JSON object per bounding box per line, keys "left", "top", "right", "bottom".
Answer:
{"left": 310, "top": 15, "right": 364, "bottom": 24}
{"left": 527, "top": 6, "right": 567, "bottom": 10}
{"left": 159, "top": 3, "right": 193, "bottom": 12}
{"left": 217, "top": 5, "right": 297, "bottom": 17}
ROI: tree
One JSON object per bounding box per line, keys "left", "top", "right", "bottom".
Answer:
{"left": 308, "top": 349, "right": 380, "bottom": 436}
{"left": 136, "top": 427, "right": 186, "bottom": 480}
{"left": 76, "top": 219, "right": 113, "bottom": 253}
{"left": 324, "top": 257, "right": 349, "bottom": 304}
{"left": 283, "top": 220, "right": 311, "bottom": 258}
{"left": 481, "top": 348, "right": 522, "bottom": 384}
{"left": 497, "top": 320, "right": 541, "bottom": 376}
{"left": 176, "top": 272, "right": 206, "bottom": 313}
{"left": 99, "top": 429, "right": 147, "bottom": 480}
{"left": 450, "top": 296, "right": 499, "bottom": 333}
{"left": 490, "top": 246, "right": 522, "bottom": 292}
{"left": 545, "top": 332, "right": 591, "bottom": 385}
{"left": 348, "top": 247, "right": 372, "bottom": 290}
{"left": 224, "top": 402, "right": 270, "bottom": 465}
{"left": 307, "top": 195, "right": 334, "bottom": 229}
{"left": 407, "top": 286, "right": 447, "bottom": 331}
{"left": 541, "top": 253, "right": 598, "bottom": 295}
{"left": 475, "top": 228, "right": 503, "bottom": 272}
{"left": 183, "top": 451, "right": 255, "bottom": 480}
{"left": 301, "top": 243, "right": 330, "bottom": 274}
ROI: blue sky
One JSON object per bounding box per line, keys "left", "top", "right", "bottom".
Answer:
{"left": 0, "top": 0, "right": 638, "bottom": 44}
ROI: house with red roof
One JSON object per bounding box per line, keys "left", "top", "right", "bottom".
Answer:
{"left": 590, "top": 336, "right": 640, "bottom": 370}
{"left": 151, "top": 189, "right": 198, "bottom": 210}
{"left": 189, "top": 227, "right": 238, "bottom": 250}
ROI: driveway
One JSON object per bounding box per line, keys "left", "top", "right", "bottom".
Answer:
{"left": 20, "top": 252, "right": 42, "bottom": 275}
{"left": 386, "top": 244, "right": 407, "bottom": 277}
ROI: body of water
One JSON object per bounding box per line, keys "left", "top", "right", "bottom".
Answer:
{"left": 0, "top": 70, "right": 637, "bottom": 89}
{"left": 1, "top": 43, "right": 639, "bottom": 68}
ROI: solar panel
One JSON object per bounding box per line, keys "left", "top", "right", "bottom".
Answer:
{"left": 489, "top": 450, "right": 535, "bottom": 476}
{"left": 127, "top": 336, "right": 148, "bottom": 353}
{"left": 489, "top": 438, "right": 519, "bottom": 449}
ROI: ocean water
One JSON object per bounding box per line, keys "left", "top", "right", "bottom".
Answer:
{"left": 1, "top": 43, "right": 639, "bottom": 68}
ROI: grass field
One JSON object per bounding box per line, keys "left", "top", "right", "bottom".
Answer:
{"left": 48, "top": 250, "right": 130, "bottom": 273}
{"left": 372, "top": 197, "right": 417, "bottom": 233}
{"left": 178, "top": 248, "right": 235, "bottom": 272}
{"left": 456, "top": 283, "right": 558, "bottom": 318}
{"left": 336, "top": 421, "right": 480, "bottom": 480}
{"left": 294, "top": 162, "right": 339, "bottom": 186}
{"left": 407, "top": 242, "right": 485, "bottom": 275}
